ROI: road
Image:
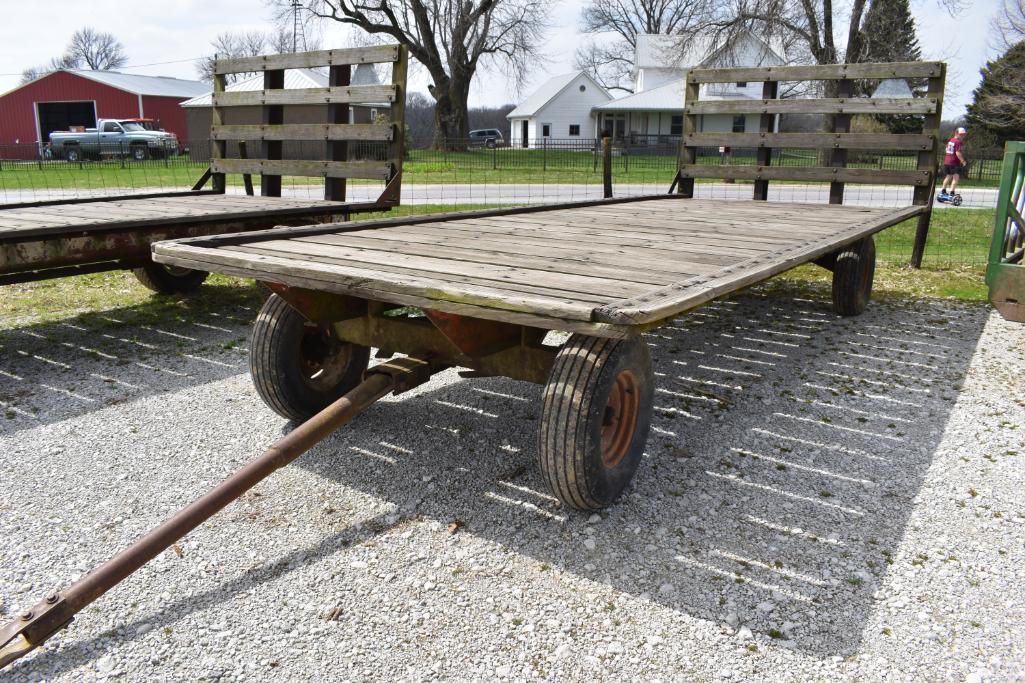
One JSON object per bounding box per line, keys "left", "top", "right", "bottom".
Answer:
{"left": 0, "top": 183, "right": 998, "bottom": 209}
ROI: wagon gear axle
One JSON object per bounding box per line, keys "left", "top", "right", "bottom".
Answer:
{"left": 0, "top": 356, "right": 434, "bottom": 671}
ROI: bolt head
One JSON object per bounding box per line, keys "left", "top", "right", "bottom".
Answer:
{"left": 20, "top": 610, "right": 33, "bottom": 621}
{"left": 45, "top": 593, "right": 59, "bottom": 604}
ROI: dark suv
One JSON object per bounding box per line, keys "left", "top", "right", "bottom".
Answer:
{"left": 468, "top": 128, "right": 504, "bottom": 148}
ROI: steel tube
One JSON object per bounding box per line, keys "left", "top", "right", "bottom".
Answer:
{"left": 67, "top": 371, "right": 394, "bottom": 609}
{"left": 1, "top": 371, "right": 396, "bottom": 669}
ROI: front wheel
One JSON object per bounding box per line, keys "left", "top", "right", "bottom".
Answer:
{"left": 131, "top": 145, "right": 150, "bottom": 161}
{"left": 64, "top": 147, "right": 81, "bottom": 162}
{"left": 250, "top": 293, "right": 371, "bottom": 422}
{"left": 133, "top": 262, "right": 209, "bottom": 294}
{"left": 539, "top": 334, "right": 654, "bottom": 511}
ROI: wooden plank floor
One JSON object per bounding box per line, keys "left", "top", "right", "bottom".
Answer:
{"left": 154, "top": 197, "right": 924, "bottom": 333}
{"left": 0, "top": 194, "right": 352, "bottom": 240}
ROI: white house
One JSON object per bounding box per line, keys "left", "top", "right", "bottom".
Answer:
{"left": 506, "top": 71, "right": 611, "bottom": 148}
{"left": 592, "top": 32, "right": 785, "bottom": 141}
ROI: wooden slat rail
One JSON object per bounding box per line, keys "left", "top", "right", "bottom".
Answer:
{"left": 207, "top": 43, "right": 407, "bottom": 208}
{"left": 686, "top": 97, "right": 937, "bottom": 115}
{"left": 677, "top": 165, "right": 932, "bottom": 185}
{"left": 685, "top": 132, "right": 934, "bottom": 151}
{"left": 688, "top": 61, "right": 944, "bottom": 83}
{"left": 211, "top": 123, "right": 394, "bottom": 142}
{"left": 212, "top": 85, "right": 397, "bottom": 107}
{"left": 211, "top": 159, "right": 392, "bottom": 180}
{"left": 215, "top": 45, "right": 400, "bottom": 74}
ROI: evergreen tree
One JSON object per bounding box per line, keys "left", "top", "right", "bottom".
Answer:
{"left": 965, "top": 41, "right": 1025, "bottom": 147}
{"left": 855, "top": 0, "right": 924, "bottom": 133}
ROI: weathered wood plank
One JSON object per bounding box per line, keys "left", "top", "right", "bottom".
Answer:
{"left": 686, "top": 97, "right": 937, "bottom": 116}
{"left": 210, "top": 158, "right": 392, "bottom": 180}
{"left": 215, "top": 45, "right": 400, "bottom": 74}
{"left": 211, "top": 123, "right": 393, "bottom": 142}
{"left": 594, "top": 206, "right": 926, "bottom": 325}
{"left": 688, "top": 61, "right": 944, "bottom": 83}
{"left": 676, "top": 165, "right": 932, "bottom": 185}
{"left": 212, "top": 85, "right": 397, "bottom": 107}
{"left": 684, "top": 132, "right": 934, "bottom": 151}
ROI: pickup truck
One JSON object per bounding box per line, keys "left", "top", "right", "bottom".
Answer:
{"left": 49, "top": 119, "right": 180, "bottom": 162}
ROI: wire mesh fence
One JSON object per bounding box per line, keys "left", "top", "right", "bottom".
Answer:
{"left": 0, "top": 137, "right": 998, "bottom": 268}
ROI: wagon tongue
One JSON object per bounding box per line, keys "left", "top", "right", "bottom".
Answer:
{"left": 0, "top": 357, "right": 434, "bottom": 670}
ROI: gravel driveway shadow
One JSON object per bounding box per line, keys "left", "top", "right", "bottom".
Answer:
{"left": 289, "top": 287, "right": 988, "bottom": 658}
{"left": 0, "top": 291, "right": 259, "bottom": 434}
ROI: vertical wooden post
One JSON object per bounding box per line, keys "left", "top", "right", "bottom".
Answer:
{"left": 325, "top": 63, "right": 352, "bottom": 202}
{"left": 211, "top": 70, "right": 226, "bottom": 194}
{"left": 677, "top": 75, "right": 700, "bottom": 198}
{"left": 753, "top": 80, "right": 778, "bottom": 201}
{"left": 386, "top": 45, "right": 408, "bottom": 207}
{"left": 238, "top": 140, "right": 254, "bottom": 196}
{"left": 602, "top": 135, "right": 613, "bottom": 198}
{"left": 828, "top": 78, "right": 854, "bottom": 205}
{"left": 261, "top": 69, "right": 285, "bottom": 198}
{"left": 911, "top": 64, "right": 945, "bottom": 268}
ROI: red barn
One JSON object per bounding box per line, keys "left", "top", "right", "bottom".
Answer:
{"left": 0, "top": 70, "right": 207, "bottom": 158}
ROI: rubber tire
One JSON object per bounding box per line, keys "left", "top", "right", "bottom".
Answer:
{"left": 539, "top": 334, "right": 654, "bottom": 511}
{"left": 831, "top": 236, "right": 876, "bottom": 316}
{"left": 65, "top": 147, "right": 81, "bottom": 162}
{"left": 133, "top": 262, "right": 209, "bottom": 294}
{"left": 250, "top": 293, "right": 371, "bottom": 422}
{"left": 131, "top": 145, "right": 150, "bottom": 161}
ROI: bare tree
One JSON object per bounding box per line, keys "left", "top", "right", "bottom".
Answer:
{"left": 67, "top": 28, "right": 128, "bottom": 70}
{"left": 19, "top": 29, "right": 126, "bottom": 84}
{"left": 196, "top": 27, "right": 324, "bottom": 82}
{"left": 284, "top": 0, "right": 552, "bottom": 148}
{"left": 575, "top": 0, "right": 704, "bottom": 93}
{"left": 992, "top": 0, "right": 1025, "bottom": 50}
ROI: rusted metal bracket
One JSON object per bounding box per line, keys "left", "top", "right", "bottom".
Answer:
{"left": 0, "top": 357, "right": 434, "bottom": 671}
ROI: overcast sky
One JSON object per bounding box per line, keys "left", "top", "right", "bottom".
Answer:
{"left": 0, "top": 0, "right": 1002, "bottom": 118}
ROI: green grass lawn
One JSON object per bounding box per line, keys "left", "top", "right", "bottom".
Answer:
{"left": 0, "top": 147, "right": 1002, "bottom": 191}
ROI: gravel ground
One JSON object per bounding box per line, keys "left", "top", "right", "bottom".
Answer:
{"left": 1, "top": 283, "right": 1023, "bottom": 682}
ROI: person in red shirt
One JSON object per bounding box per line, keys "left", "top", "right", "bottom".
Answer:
{"left": 939, "top": 127, "right": 967, "bottom": 199}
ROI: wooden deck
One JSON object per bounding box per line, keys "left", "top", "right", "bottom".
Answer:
{"left": 153, "top": 196, "right": 924, "bottom": 336}
{"left": 0, "top": 194, "right": 356, "bottom": 241}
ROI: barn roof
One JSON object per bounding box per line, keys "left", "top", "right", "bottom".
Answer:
{"left": 63, "top": 70, "right": 208, "bottom": 98}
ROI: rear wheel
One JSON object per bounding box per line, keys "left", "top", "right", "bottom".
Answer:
{"left": 831, "top": 236, "right": 876, "bottom": 316}
{"left": 250, "top": 293, "right": 370, "bottom": 422}
{"left": 133, "top": 262, "right": 209, "bottom": 294}
{"left": 539, "top": 334, "right": 654, "bottom": 510}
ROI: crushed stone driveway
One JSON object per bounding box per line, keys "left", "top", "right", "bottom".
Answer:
{"left": 1, "top": 284, "right": 1023, "bottom": 682}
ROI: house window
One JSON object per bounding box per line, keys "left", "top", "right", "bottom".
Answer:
{"left": 736, "top": 82, "right": 747, "bottom": 87}
{"left": 670, "top": 115, "right": 683, "bottom": 136}
{"left": 579, "top": 85, "right": 586, "bottom": 92}
{"left": 542, "top": 123, "right": 551, "bottom": 137}
{"left": 370, "top": 108, "right": 378, "bottom": 120}
{"left": 732, "top": 115, "right": 746, "bottom": 133}
{"left": 569, "top": 124, "right": 580, "bottom": 136}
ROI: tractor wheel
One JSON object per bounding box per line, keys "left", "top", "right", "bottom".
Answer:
{"left": 133, "top": 262, "right": 209, "bottom": 294}
{"left": 831, "top": 236, "right": 876, "bottom": 316}
{"left": 539, "top": 334, "right": 654, "bottom": 511}
{"left": 250, "top": 293, "right": 370, "bottom": 422}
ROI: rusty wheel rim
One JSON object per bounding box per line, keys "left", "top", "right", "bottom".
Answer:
{"left": 601, "top": 370, "right": 640, "bottom": 470}
{"left": 298, "top": 325, "right": 351, "bottom": 391}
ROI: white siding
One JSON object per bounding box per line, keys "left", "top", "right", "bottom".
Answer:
{"left": 529, "top": 73, "right": 608, "bottom": 146}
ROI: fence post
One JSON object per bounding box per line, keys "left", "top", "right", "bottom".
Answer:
{"left": 593, "top": 139, "right": 598, "bottom": 172}
{"left": 543, "top": 137, "right": 547, "bottom": 172}
{"left": 120, "top": 141, "right": 125, "bottom": 169}
{"left": 492, "top": 142, "right": 497, "bottom": 170}
{"left": 624, "top": 137, "right": 629, "bottom": 173}
{"left": 602, "top": 135, "right": 613, "bottom": 199}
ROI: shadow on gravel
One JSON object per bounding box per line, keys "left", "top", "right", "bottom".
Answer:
{"left": 9, "top": 283, "right": 989, "bottom": 673}
{"left": 0, "top": 284, "right": 264, "bottom": 435}
{"left": 289, "top": 285, "right": 987, "bottom": 659}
